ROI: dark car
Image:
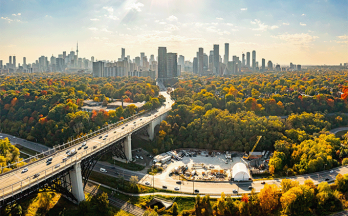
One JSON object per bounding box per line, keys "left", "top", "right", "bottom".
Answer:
{"left": 46, "top": 161, "right": 52, "bottom": 166}
{"left": 84, "top": 146, "right": 88, "bottom": 149}
{"left": 93, "top": 145, "right": 97, "bottom": 149}
{"left": 176, "top": 181, "right": 181, "bottom": 184}
{"left": 78, "top": 146, "right": 82, "bottom": 150}
{"left": 194, "top": 189, "right": 199, "bottom": 193}
{"left": 99, "top": 136, "right": 102, "bottom": 139}
{"left": 33, "top": 173, "right": 40, "bottom": 178}
{"left": 325, "top": 178, "right": 330, "bottom": 181}
{"left": 162, "top": 185, "right": 167, "bottom": 189}
{"left": 261, "top": 181, "right": 266, "bottom": 184}
{"left": 248, "top": 186, "right": 253, "bottom": 190}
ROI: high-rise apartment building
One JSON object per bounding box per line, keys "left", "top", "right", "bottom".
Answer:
{"left": 23, "top": 57, "right": 26, "bottom": 69}
{"left": 198, "top": 48, "right": 203, "bottom": 75}
{"left": 121, "top": 48, "right": 125, "bottom": 60}
{"left": 252, "top": 50, "right": 256, "bottom": 70}
{"left": 93, "top": 61, "right": 104, "bottom": 77}
{"left": 246, "top": 52, "right": 250, "bottom": 68}
{"left": 0, "top": 60, "right": 2, "bottom": 69}
{"left": 209, "top": 51, "right": 214, "bottom": 71}
{"left": 91, "top": 56, "right": 94, "bottom": 62}
{"left": 9, "top": 56, "right": 12, "bottom": 68}
{"left": 224, "top": 43, "right": 229, "bottom": 64}
{"left": 166, "top": 53, "right": 177, "bottom": 78}
{"left": 193, "top": 57, "right": 198, "bottom": 74}
{"left": 63, "top": 51, "right": 66, "bottom": 60}
{"left": 213, "top": 45, "right": 219, "bottom": 75}
{"left": 268, "top": 61, "right": 273, "bottom": 70}
{"left": 135, "top": 57, "right": 141, "bottom": 66}
{"left": 158, "top": 47, "right": 167, "bottom": 79}
{"left": 140, "top": 52, "right": 145, "bottom": 66}
{"left": 13, "top": 56, "right": 16, "bottom": 69}
{"left": 203, "top": 54, "right": 208, "bottom": 71}
{"left": 242, "top": 53, "right": 245, "bottom": 66}
{"left": 262, "top": 58, "right": 265, "bottom": 71}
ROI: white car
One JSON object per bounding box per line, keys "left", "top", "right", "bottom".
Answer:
{"left": 233, "top": 189, "right": 237, "bottom": 193}
{"left": 140, "top": 156, "right": 143, "bottom": 160}
{"left": 174, "top": 187, "right": 180, "bottom": 191}
{"left": 330, "top": 170, "right": 334, "bottom": 173}
{"left": 100, "top": 168, "right": 107, "bottom": 173}
{"left": 145, "top": 182, "right": 150, "bottom": 186}
{"left": 21, "top": 168, "right": 28, "bottom": 173}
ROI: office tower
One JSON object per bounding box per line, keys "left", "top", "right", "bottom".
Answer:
{"left": 275, "top": 64, "right": 280, "bottom": 71}
{"left": 23, "top": 57, "right": 26, "bottom": 69}
{"left": 262, "top": 58, "right": 265, "bottom": 71}
{"left": 150, "top": 55, "right": 155, "bottom": 65}
{"left": 76, "top": 43, "right": 79, "bottom": 66}
{"left": 134, "top": 57, "right": 140, "bottom": 67}
{"left": 268, "top": 61, "right": 273, "bottom": 70}
{"left": 121, "top": 48, "right": 125, "bottom": 60}
{"left": 252, "top": 50, "right": 256, "bottom": 70}
{"left": 203, "top": 54, "right": 208, "bottom": 71}
{"left": 198, "top": 48, "right": 203, "bottom": 75}
{"left": 158, "top": 47, "right": 167, "bottom": 79}
{"left": 93, "top": 61, "right": 104, "bottom": 77}
{"left": 9, "top": 56, "right": 12, "bottom": 68}
{"left": 209, "top": 51, "right": 214, "bottom": 71}
{"left": 178, "top": 55, "right": 185, "bottom": 71}
{"left": 0, "top": 60, "right": 2, "bottom": 69}
{"left": 177, "top": 65, "right": 181, "bottom": 77}
{"left": 193, "top": 57, "right": 198, "bottom": 74}
{"left": 246, "top": 52, "right": 250, "bottom": 68}
{"left": 140, "top": 52, "right": 145, "bottom": 66}
{"left": 242, "top": 53, "right": 245, "bottom": 66}
{"left": 297, "top": 65, "right": 301, "bottom": 71}
{"left": 63, "top": 51, "right": 66, "bottom": 60}
{"left": 91, "top": 56, "right": 94, "bottom": 62}
{"left": 213, "top": 45, "right": 219, "bottom": 75}
{"left": 166, "top": 53, "right": 177, "bottom": 78}
{"left": 224, "top": 43, "right": 229, "bottom": 64}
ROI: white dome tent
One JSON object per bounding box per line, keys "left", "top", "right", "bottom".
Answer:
{"left": 232, "top": 162, "right": 251, "bottom": 181}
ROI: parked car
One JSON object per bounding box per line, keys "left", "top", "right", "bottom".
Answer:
{"left": 176, "top": 181, "right": 181, "bottom": 184}
{"left": 261, "top": 181, "right": 266, "bottom": 184}
{"left": 140, "top": 156, "right": 143, "bottom": 160}
{"left": 330, "top": 170, "right": 334, "bottom": 173}
{"left": 22, "top": 168, "right": 28, "bottom": 173}
{"left": 114, "top": 131, "right": 117, "bottom": 133}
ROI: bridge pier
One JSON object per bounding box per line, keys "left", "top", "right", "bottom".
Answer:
{"left": 147, "top": 113, "right": 169, "bottom": 141}
{"left": 124, "top": 134, "right": 132, "bottom": 161}
{"left": 70, "top": 162, "right": 85, "bottom": 203}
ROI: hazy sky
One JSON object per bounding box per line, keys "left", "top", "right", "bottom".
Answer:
{"left": 1, "top": 0, "right": 347, "bottom": 65}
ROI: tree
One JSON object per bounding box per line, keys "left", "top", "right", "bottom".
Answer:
{"left": 258, "top": 184, "right": 279, "bottom": 214}
{"left": 93, "top": 192, "right": 109, "bottom": 213}
{"left": 342, "top": 158, "right": 348, "bottom": 166}
{"left": 130, "top": 176, "right": 139, "bottom": 188}
{"left": 171, "top": 202, "right": 179, "bottom": 216}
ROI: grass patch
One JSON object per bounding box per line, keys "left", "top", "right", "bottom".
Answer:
{"left": 99, "top": 152, "right": 145, "bottom": 171}
{"left": 15, "top": 145, "right": 39, "bottom": 156}
{"left": 336, "top": 130, "right": 348, "bottom": 139}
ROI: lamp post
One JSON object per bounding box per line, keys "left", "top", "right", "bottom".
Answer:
{"left": 192, "top": 176, "right": 195, "bottom": 194}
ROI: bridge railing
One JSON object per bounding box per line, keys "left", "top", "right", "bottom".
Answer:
{"left": 0, "top": 104, "right": 173, "bottom": 201}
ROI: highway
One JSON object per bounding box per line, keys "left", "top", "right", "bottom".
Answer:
{"left": 0, "top": 91, "right": 174, "bottom": 201}
{"left": 0, "top": 133, "right": 51, "bottom": 153}
{"left": 93, "top": 163, "right": 146, "bottom": 181}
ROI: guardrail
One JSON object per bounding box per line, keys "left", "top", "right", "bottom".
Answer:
{"left": 0, "top": 103, "right": 173, "bottom": 201}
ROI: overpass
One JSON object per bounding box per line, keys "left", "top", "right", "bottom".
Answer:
{"left": 0, "top": 91, "right": 174, "bottom": 210}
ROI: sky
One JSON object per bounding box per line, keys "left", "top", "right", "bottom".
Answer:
{"left": 0, "top": 0, "right": 347, "bottom": 65}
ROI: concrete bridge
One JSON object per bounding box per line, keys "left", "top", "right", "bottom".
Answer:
{"left": 0, "top": 91, "right": 173, "bottom": 210}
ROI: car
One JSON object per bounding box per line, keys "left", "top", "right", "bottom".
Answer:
{"left": 248, "top": 186, "right": 253, "bottom": 190}
{"left": 233, "top": 189, "right": 238, "bottom": 193}
{"left": 126, "top": 124, "right": 128, "bottom": 126}
{"left": 225, "top": 161, "right": 228, "bottom": 164}
{"left": 330, "top": 170, "right": 334, "bottom": 173}
{"left": 162, "top": 185, "right": 167, "bottom": 189}
{"left": 46, "top": 161, "right": 52, "bottom": 166}
{"left": 46, "top": 157, "right": 52, "bottom": 162}
{"left": 194, "top": 189, "right": 199, "bottom": 193}
{"left": 122, "top": 127, "right": 125, "bottom": 129}
{"left": 114, "top": 131, "right": 116, "bottom": 133}
{"left": 105, "top": 134, "right": 108, "bottom": 137}
{"left": 145, "top": 182, "right": 150, "bottom": 186}
{"left": 55, "top": 164, "right": 61, "bottom": 168}
{"left": 176, "top": 181, "right": 181, "bottom": 184}
{"left": 261, "top": 181, "right": 266, "bottom": 184}
{"left": 78, "top": 146, "right": 82, "bottom": 150}
{"left": 103, "top": 137, "right": 106, "bottom": 140}
{"left": 140, "top": 156, "right": 143, "bottom": 160}
{"left": 135, "top": 155, "right": 139, "bottom": 159}
{"left": 66, "top": 150, "right": 70, "bottom": 154}
{"left": 174, "top": 187, "right": 180, "bottom": 191}
{"left": 33, "top": 173, "right": 40, "bottom": 178}
{"left": 84, "top": 146, "right": 88, "bottom": 149}
{"left": 82, "top": 141, "right": 87, "bottom": 146}
{"left": 93, "top": 145, "right": 97, "bottom": 149}
{"left": 99, "top": 136, "right": 102, "bottom": 139}
{"left": 21, "top": 168, "right": 28, "bottom": 173}
{"left": 325, "top": 178, "right": 330, "bottom": 181}
{"left": 140, "top": 118, "right": 142, "bottom": 121}
{"left": 62, "top": 157, "right": 68, "bottom": 162}
{"left": 100, "top": 168, "right": 107, "bottom": 173}
{"left": 0, "top": 136, "right": 2, "bottom": 138}
{"left": 133, "top": 122, "right": 136, "bottom": 124}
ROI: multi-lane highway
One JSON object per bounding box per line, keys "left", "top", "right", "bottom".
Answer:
{"left": 0, "top": 91, "right": 174, "bottom": 201}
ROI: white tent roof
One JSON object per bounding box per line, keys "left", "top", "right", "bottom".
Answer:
{"left": 232, "top": 162, "right": 250, "bottom": 181}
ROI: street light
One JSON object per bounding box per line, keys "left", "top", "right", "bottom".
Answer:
{"left": 192, "top": 176, "right": 195, "bottom": 194}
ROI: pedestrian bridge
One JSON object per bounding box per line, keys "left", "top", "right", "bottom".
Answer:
{"left": 0, "top": 92, "right": 173, "bottom": 210}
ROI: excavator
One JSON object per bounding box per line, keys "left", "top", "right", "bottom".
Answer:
{"left": 243, "top": 136, "right": 262, "bottom": 160}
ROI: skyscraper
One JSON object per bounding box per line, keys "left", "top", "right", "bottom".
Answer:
{"left": 121, "top": 48, "right": 125, "bottom": 60}
{"left": 166, "top": 53, "right": 177, "bottom": 78}
{"left": 209, "top": 51, "right": 214, "bottom": 71}
{"left": 203, "top": 54, "right": 208, "bottom": 71}
{"left": 198, "top": 48, "right": 203, "bottom": 75}
{"left": 268, "top": 61, "right": 273, "bottom": 70}
{"left": 63, "top": 51, "right": 66, "bottom": 60}
{"left": 91, "top": 56, "right": 94, "bottom": 62}
{"left": 262, "top": 58, "right": 265, "bottom": 71}
{"left": 213, "top": 45, "right": 219, "bottom": 75}
{"left": 9, "top": 56, "right": 12, "bottom": 69}
{"left": 158, "top": 47, "right": 167, "bottom": 79}
{"left": 242, "top": 53, "right": 245, "bottom": 66}
{"left": 224, "top": 43, "right": 229, "bottom": 64}
{"left": 193, "top": 57, "right": 198, "bottom": 74}
{"left": 0, "top": 60, "right": 2, "bottom": 69}
{"left": 23, "top": 57, "right": 26, "bottom": 69}
{"left": 178, "top": 55, "right": 185, "bottom": 72}
{"left": 252, "top": 50, "right": 256, "bottom": 70}
{"left": 140, "top": 52, "right": 145, "bottom": 66}
{"left": 246, "top": 52, "right": 250, "bottom": 68}
{"left": 13, "top": 56, "right": 16, "bottom": 69}
{"left": 76, "top": 43, "right": 79, "bottom": 67}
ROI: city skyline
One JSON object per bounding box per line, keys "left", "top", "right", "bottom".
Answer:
{"left": 0, "top": 0, "right": 347, "bottom": 65}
